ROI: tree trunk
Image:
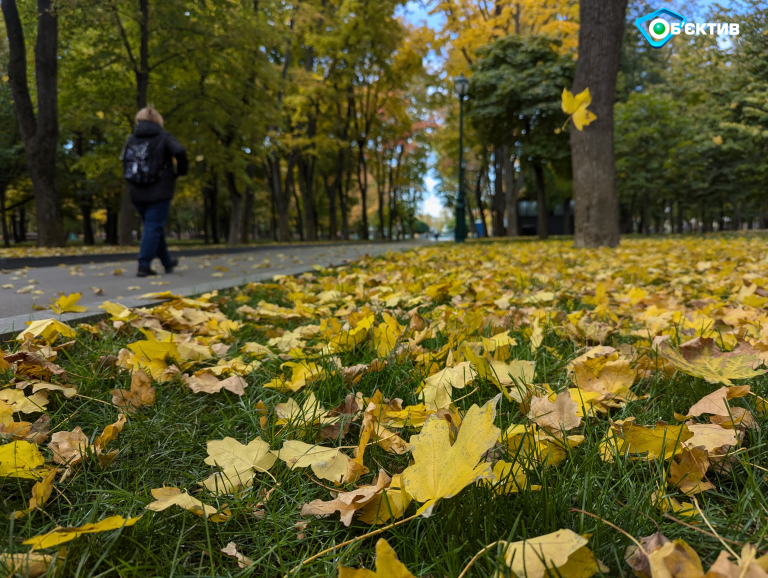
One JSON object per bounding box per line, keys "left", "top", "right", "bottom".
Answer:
{"left": 341, "top": 163, "right": 351, "bottom": 240}
{"left": 106, "top": 205, "right": 118, "bottom": 245}
{"left": 297, "top": 157, "right": 317, "bottom": 241}
{"left": 569, "top": 0, "right": 628, "bottom": 248}
{"left": 760, "top": 205, "right": 766, "bottom": 230}
{"left": 641, "top": 191, "right": 649, "bottom": 235}
{"left": 735, "top": 199, "right": 744, "bottom": 230}
{"left": 269, "top": 155, "right": 292, "bottom": 242}
{"left": 81, "top": 201, "right": 95, "bottom": 245}
{"left": 242, "top": 164, "right": 256, "bottom": 243}
{"left": 676, "top": 201, "right": 683, "bottom": 233}
{"left": 1, "top": 0, "right": 66, "bottom": 247}
{"left": 324, "top": 174, "right": 338, "bottom": 240}
{"left": 0, "top": 188, "right": 9, "bottom": 248}
{"left": 205, "top": 173, "right": 219, "bottom": 244}
{"left": 492, "top": 146, "right": 505, "bottom": 236}
{"left": 533, "top": 163, "right": 548, "bottom": 240}
{"left": 226, "top": 172, "right": 243, "bottom": 245}
{"left": 563, "top": 198, "right": 571, "bottom": 235}
{"left": 356, "top": 142, "right": 369, "bottom": 240}
{"left": 119, "top": 183, "right": 135, "bottom": 245}
{"left": 474, "top": 162, "right": 487, "bottom": 237}
{"left": 503, "top": 147, "right": 518, "bottom": 237}
{"left": 288, "top": 164, "right": 303, "bottom": 241}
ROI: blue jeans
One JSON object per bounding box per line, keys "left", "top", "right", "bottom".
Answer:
{"left": 134, "top": 200, "right": 172, "bottom": 269}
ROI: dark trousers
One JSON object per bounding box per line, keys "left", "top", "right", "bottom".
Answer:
{"left": 134, "top": 200, "right": 172, "bottom": 269}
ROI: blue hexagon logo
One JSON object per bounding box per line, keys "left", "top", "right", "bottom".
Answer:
{"left": 635, "top": 8, "right": 686, "bottom": 48}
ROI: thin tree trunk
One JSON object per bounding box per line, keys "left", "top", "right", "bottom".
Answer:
{"left": 641, "top": 191, "right": 649, "bottom": 235}
{"left": 676, "top": 201, "right": 683, "bottom": 233}
{"left": 119, "top": 184, "right": 135, "bottom": 245}
{"left": 533, "top": 163, "right": 548, "bottom": 240}
{"left": 760, "top": 205, "right": 766, "bottom": 230}
{"left": 269, "top": 155, "right": 292, "bottom": 241}
{"left": 569, "top": 0, "right": 628, "bottom": 248}
{"left": 492, "top": 146, "right": 505, "bottom": 236}
{"left": 297, "top": 157, "right": 317, "bottom": 241}
{"left": 226, "top": 172, "right": 243, "bottom": 245}
{"left": 503, "top": 147, "right": 518, "bottom": 237}
{"left": 0, "top": 189, "right": 9, "bottom": 248}
{"left": 1, "top": 0, "right": 66, "bottom": 247}
{"left": 81, "top": 201, "right": 94, "bottom": 245}
{"left": 242, "top": 164, "right": 255, "bottom": 243}
{"left": 356, "top": 142, "right": 369, "bottom": 240}
{"left": 735, "top": 199, "right": 744, "bottom": 230}
{"left": 207, "top": 174, "right": 219, "bottom": 244}
{"left": 324, "top": 174, "right": 338, "bottom": 240}
{"left": 341, "top": 161, "right": 351, "bottom": 240}
{"left": 562, "top": 198, "right": 571, "bottom": 235}
{"left": 287, "top": 163, "right": 303, "bottom": 241}
{"left": 474, "top": 158, "right": 488, "bottom": 237}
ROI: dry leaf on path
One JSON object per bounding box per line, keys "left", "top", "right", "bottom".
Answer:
{"left": 51, "top": 293, "right": 87, "bottom": 314}
{"left": 338, "top": 538, "right": 415, "bottom": 578}
{"left": 402, "top": 395, "right": 501, "bottom": 517}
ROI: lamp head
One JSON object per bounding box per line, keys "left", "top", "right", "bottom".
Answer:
{"left": 455, "top": 74, "right": 469, "bottom": 98}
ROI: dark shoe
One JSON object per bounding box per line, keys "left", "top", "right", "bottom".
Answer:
{"left": 137, "top": 266, "right": 158, "bottom": 277}
{"left": 165, "top": 258, "right": 179, "bottom": 274}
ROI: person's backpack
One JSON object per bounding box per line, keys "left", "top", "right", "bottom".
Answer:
{"left": 121, "top": 134, "right": 166, "bottom": 186}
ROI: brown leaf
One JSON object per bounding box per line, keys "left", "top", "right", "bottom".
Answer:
{"left": 221, "top": 543, "right": 253, "bottom": 568}
{"left": 320, "top": 394, "right": 360, "bottom": 440}
{"left": 527, "top": 391, "right": 582, "bottom": 434}
{"left": 625, "top": 532, "right": 671, "bottom": 578}
{"left": 688, "top": 385, "right": 750, "bottom": 417}
{"left": 668, "top": 447, "right": 713, "bottom": 495}
{"left": 110, "top": 369, "right": 156, "bottom": 413}
{"left": 301, "top": 470, "right": 391, "bottom": 526}
{"left": 183, "top": 373, "right": 248, "bottom": 395}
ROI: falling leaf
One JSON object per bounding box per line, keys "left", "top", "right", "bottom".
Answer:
{"left": 23, "top": 514, "right": 143, "bottom": 549}
{"left": 145, "top": 486, "right": 229, "bottom": 521}
{"left": 562, "top": 87, "right": 597, "bottom": 131}
{"left": 338, "top": 538, "right": 415, "bottom": 578}
{"left": 272, "top": 440, "right": 351, "bottom": 484}
{"left": 51, "top": 293, "right": 87, "bottom": 314}
{"left": 528, "top": 391, "right": 582, "bottom": 434}
{"left": 402, "top": 395, "right": 501, "bottom": 517}
{"left": 657, "top": 337, "right": 764, "bottom": 386}
{"left": 110, "top": 369, "right": 156, "bottom": 412}
{"left": 498, "top": 528, "right": 603, "bottom": 578}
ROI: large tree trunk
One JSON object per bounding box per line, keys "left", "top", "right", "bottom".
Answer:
{"left": 533, "top": 163, "right": 548, "bottom": 240}
{"left": 503, "top": 147, "right": 518, "bottom": 237}
{"left": 2, "top": 0, "right": 66, "bottom": 247}
{"left": 569, "top": 0, "right": 627, "bottom": 248}
{"left": 226, "top": 172, "right": 243, "bottom": 245}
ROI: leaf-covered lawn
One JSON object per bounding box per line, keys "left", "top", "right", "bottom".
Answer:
{"left": 3, "top": 236, "right": 768, "bottom": 577}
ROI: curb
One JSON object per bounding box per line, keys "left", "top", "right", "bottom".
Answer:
{"left": 0, "top": 239, "right": 408, "bottom": 270}
{"left": 0, "top": 241, "right": 422, "bottom": 342}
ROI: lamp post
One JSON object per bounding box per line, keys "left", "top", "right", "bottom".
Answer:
{"left": 454, "top": 74, "right": 469, "bottom": 243}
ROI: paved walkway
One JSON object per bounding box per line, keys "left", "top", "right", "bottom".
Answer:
{"left": 0, "top": 241, "right": 424, "bottom": 335}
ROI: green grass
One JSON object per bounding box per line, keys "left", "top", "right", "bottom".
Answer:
{"left": 2, "top": 263, "right": 767, "bottom": 578}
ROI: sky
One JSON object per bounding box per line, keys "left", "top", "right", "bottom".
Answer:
{"left": 404, "top": 0, "right": 739, "bottom": 219}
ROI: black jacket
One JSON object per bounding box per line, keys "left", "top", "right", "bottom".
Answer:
{"left": 124, "top": 121, "right": 188, "bottom": 204}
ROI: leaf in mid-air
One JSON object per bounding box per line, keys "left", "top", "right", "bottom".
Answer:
{"left": 561, "top": 87, "right": 597, "bottom": 130}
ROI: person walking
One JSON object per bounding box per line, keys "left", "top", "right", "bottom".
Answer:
{"left": 121, "top": 108, "right": 188, "bottom": 277}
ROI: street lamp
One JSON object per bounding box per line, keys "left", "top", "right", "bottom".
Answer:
{"left": 454, "top": 74, "right": 469, "bottom": 243}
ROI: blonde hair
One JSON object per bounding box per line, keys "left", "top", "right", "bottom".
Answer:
{"left": 135, "top": 108, "right": 164, "bottom": 127}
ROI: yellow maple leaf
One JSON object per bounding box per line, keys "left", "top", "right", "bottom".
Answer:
{"left": 202, "top": 436, "right": 276, "bottom": 495}
{"left": 657, "top": 337, "right": 764, "bottom": 386}
{"left": 0, "top": 440, "right": 45, "bottom": 478}
{"left": 498, "top": 529, "right": 603, "bottom": 578}
{"left": 561, "top": 87, "right": 597, "bottom": 131}
{"left": 145, "top": 486, "right": 229, "bottom": 521}
{"left": 51, "top": 293, "right": 87, "bottom": 314}
{"left": 402, "top": 395, "right": 500, "bottom": 517}
{"left": 271, "top": 440, "right": 350, "bottom": 484}
{"left": 23, "top": 514, "right": 143, "bottom": 549}
{"left": 338, "top": 538, "right": 415, "bottom": 578}
{"left": 17, "top": 319, "right": 77, "bottom": 343}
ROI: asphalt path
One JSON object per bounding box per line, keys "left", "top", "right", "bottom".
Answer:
{"left": 0, "top": 241, "right": 423, "bottom": 321}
